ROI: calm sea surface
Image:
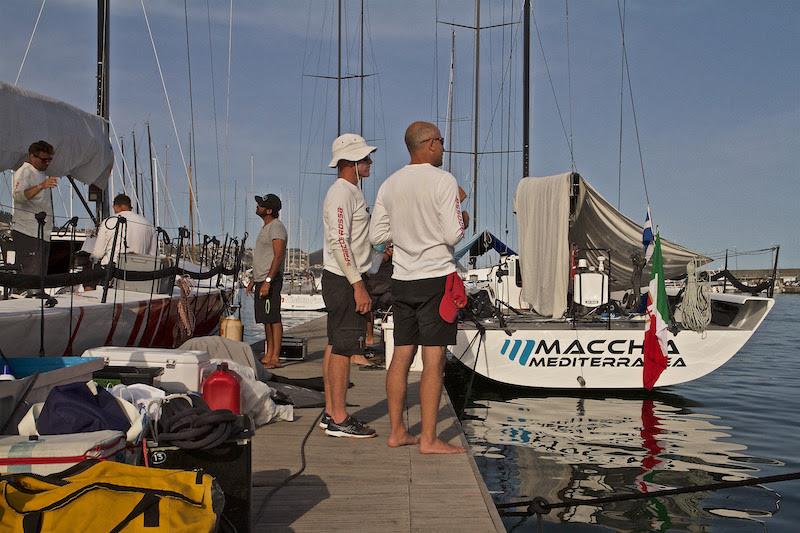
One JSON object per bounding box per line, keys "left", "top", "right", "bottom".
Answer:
{"left": 446, "top": 295, "right": 800, "bottom": 532}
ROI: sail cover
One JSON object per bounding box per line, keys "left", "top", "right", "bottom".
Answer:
{"left": 515, "top": 172, "right": 709, "bottom": 317}
{"left": 0, "top": 81, "right": 113, "bottom": 188}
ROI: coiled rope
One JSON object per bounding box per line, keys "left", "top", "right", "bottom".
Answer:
{"left": 678, "top": 259, "right": 711, "bottom": 333}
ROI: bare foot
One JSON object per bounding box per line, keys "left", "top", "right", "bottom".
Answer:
{"left": 351, "top": 354, "right": 371, "bottom": 366}
{"left": 418, "top": 438, "right": 465, "bottom": 454}
{"left": 262, "top": 358, "right": 282, "bottom": 369}
{"left": 387, "top": 432, "right": 420, "bottom": 448}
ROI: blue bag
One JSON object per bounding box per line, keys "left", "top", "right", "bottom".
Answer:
{"left": 36, "top": 382, "right": 131, "bottom": 435}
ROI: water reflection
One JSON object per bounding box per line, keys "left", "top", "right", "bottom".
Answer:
{"left": 465, "top": 395, "right": 782, "bottom": 531}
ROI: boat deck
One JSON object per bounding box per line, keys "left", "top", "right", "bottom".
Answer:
{"left": 249, "top": 317, "right": 504, "bottom": 532}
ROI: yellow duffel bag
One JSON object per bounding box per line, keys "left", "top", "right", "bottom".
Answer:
{"left": 0, "top": 459, "right": 222, "bottom": 532}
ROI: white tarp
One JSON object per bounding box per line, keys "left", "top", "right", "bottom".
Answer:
{"left": 514, "top": 173, "right": 572, "bottom": 318}
{"left": 0, "top": 81, "right": 113, "bottom": 188}
{"left": 515, "top": 172, "right": 709, "bottom": 318}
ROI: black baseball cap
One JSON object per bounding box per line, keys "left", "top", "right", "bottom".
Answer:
{"left": 255, "top": 194, "right": 281, "bottom": 211}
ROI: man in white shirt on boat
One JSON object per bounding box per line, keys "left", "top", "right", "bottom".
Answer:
{"left": 370, "top": 120, "right": 469, "bottom": 454}
{"left": 320, "top": 133, "right": 378, "bottom": 439}
{"left": 91, "top": 194, "right": 156, "bottom": 265}
{"left": 12, "top": 140, "right": 57, "bottom": 276}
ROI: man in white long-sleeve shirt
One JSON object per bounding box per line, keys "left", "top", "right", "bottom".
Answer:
{"left": 320, "top": 133, "right": 378, "bottom": 439}
{"left": 370, "top": 121, "right": 469, "bottom": 454}
{"left": 91, "top": 194, "right": 156, "bottom": 265}
{"left": 12, "top": 140, "right": 58, "bottom": 276}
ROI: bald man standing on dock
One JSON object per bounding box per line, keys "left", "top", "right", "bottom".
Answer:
{"left": 370, "top": 121, "right": 469, "bottom": 454}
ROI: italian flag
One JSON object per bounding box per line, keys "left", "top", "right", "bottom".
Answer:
{"left": 643, "top": 233, "right": 670, "bottom": 390}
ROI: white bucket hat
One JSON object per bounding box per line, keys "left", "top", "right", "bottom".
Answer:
{"left": 328, "top": 133, "right": 377, "bottom": 168}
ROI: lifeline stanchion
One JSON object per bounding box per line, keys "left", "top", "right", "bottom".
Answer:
{"left": 35, "top": 211, "right": 47, "bottom": 356}
{"left": 495, "top": 470, "right": 800, "bottom": 517}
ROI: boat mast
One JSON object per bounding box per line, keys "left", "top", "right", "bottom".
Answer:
{"left": 146, "top": 122, "right": 156, "bottom": 225}
{"left": 522, "top": 0, "right": 530, "bottom": 177}
{"left": 359, "top": 0, "right": 365, "bottom": 190}
{"left": 337, "top": 0, "right": 342, "bottom": 136}
{"left": 132, "top": 131, "right": 140, "bottom": 215}
{"left": 360, "top": 0, "right": 364, "bottom": 137}
{"left": 471, "top": 0, "right": 480, "bottom": 234}
{"left": 446, "top": 30, "right": 455, "bottom": 172}
{"left": 94, "top": 0, "right": 110, "bottom": 221}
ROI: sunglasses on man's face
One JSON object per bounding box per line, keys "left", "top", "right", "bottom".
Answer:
{"left": 35, "top": 154, "right": 53, "bottom": 163}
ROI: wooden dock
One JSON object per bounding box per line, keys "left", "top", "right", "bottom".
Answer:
{"left": 249, "top": 317, "right": 504, "bottom": 532}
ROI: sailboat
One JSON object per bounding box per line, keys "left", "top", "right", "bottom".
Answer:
{"left": 440, "top": 2, "right": 775, "bottom": 389}
{"left": 0, "top": 4, "right": 240, "bottom": 357}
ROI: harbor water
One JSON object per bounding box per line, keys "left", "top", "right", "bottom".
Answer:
{"left": 447, "top": 295, "right": 800, "bottom": 532}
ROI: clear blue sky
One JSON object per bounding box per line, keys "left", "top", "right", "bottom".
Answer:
{"left": 1, "top": 1, "right": 797, "bottom": 268}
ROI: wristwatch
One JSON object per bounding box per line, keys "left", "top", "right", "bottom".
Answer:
{"left": 265, "top": 276, "right": 272, "bottom": 283}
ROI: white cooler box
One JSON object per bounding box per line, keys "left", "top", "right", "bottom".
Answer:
{"left": 81, "top": 347, "right": 212, "bottom": 393}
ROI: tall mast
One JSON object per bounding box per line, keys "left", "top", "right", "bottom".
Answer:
{"left": 446, "top": 30, "right": 456, "bottom": 172}
{"left": 94, "top": 0, "right": 110, "bottom": 221}
{"left": 337, "top": 0, "right": 342, "bottom": 136}
{"left": 359, "top": 0, "right": 365, "bottom": 137}
{"left": 132, "top": 131, "right": 140, "bottom": 215}
{"left": 522, "top": 0, "right": 531, "bottom": 177}
{"left": 146, "top": 122, "right": 156, "bottom": 224}
{"left": 471, "top": 0, "right": 480, "bottom": 234}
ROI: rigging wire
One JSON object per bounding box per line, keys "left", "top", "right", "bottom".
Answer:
{"left": 109, "top": 120, "right": 144, "bottom": 215}
{"left": 531, "top": 4, "right": 575, "bottom": 167}
{"left": 139, "top": 0, "right": 204, "bottom": 232}
{"left": 615, "top": 1, "right": 651, "bottom": 208}
{"left": 14, "top": 0, "right": 47, "bottom": 86}
{"left": 206, "top": 0, "right": 225, "bottom": 234}
{"left": 183, "top": 0, "right": 200, "bottom": 212}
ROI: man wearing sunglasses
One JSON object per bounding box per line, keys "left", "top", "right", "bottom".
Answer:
{"left": 370, "top": 121, "right": 469, "bottom": 454}
{"left": 320, "top": 133, "right": 378, "bottom": 439}
{"left": 11, "top": 140, "right": 58, "bottom": 276}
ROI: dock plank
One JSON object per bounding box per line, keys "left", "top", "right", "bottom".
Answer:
{"left": 249, "top": 316, "right": 504, "bottom": 532}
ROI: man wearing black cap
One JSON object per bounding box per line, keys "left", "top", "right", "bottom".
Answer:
{"left": 247, "top": 194, "right": 287, "bottom": 368}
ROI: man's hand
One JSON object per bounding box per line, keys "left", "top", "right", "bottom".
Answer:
{"left": 41, "top": 177, "right": 58, "bottom": 189}
{"left": 246, "top": 281, "right": 254, "bottom": 295}
{"left": 353, "top": 280, "right": 372, "bottom": 314}
{"left": 259, "top": 281, "right": 271, "bottom": 297}
{"left": 460, "top": 210, "right": 470, "bottom": 228}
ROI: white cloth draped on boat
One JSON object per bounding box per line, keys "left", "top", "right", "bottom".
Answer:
{"left": 514, "top": 173, "right": 572, "bottom": 318}
{"left": 0, "top": 81, "right": 113, "bottom": 188}
{"left": 515, "top": 172, "right": 709, "bottom": 318}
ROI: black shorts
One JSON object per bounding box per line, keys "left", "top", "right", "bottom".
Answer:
{"left": 322, "top": 270, "right": 368, "bottom": 356}
{"left": 254, "top": 275, "right": 283, "bottom": 324}
{"left": 392, "top": 275, "right": 456, "bottom": 347}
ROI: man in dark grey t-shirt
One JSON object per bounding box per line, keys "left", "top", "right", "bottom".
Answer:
{"left": 247, "top": 194, "right": 287, "bottom": 368}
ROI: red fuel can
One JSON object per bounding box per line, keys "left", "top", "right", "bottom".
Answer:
{"left": 202, "top": 362, "right": 241, "bottom": 414}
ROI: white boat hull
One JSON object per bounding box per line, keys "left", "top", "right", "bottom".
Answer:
{"left": 0, "top": 288, "right": 228, "bottom": 357}
{"left": 453, "top": 294, "right": 773, "bottom": 389}
{"left": 280, "top": 293, "right": 325, "bottom": 311}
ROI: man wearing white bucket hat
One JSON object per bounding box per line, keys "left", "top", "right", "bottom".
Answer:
{"left": 320, "top": 133, "right": 378, "bottom": 438}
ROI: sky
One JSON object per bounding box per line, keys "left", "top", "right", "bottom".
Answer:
{"left": 0, "top": 1, "right": 797, "bottom": 269}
